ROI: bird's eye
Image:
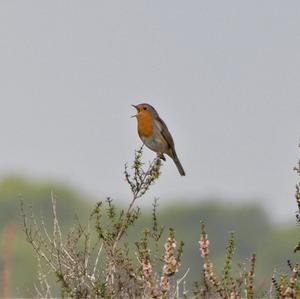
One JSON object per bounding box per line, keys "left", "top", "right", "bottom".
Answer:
{"left": 143, "top": 107, "right": 147, "bottom": 110}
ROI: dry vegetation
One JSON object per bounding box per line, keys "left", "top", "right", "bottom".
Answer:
{"left": 20, "top": 146, "right": 300, "bottom": 298}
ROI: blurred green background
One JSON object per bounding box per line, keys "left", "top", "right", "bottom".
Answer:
{"left": 0, "top": 176, "right": 298, "bottom": 297}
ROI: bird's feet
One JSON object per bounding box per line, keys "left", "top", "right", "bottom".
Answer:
{"left": 157, "top": 153, "right": 166, "bottom": 161}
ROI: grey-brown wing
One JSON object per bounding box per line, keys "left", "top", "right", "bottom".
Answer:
{"left": 155, "top": 116, "right": 175, "bottom": 150}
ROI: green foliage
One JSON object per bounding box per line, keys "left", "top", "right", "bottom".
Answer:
{"left": 222, "top": 232, "right": 235, "bottom": 290}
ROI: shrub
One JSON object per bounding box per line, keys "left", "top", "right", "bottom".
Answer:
{"left": 21, "top": 146, "right": 300, "bottom": 298}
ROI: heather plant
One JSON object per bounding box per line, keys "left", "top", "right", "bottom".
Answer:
{"left": 21, "top": 148, "right": 185, "bottom": 298}
{"left": 294, "top": 144, "right": 300, "bottom": 254}
{"left": 194, "top": 222, "right": 256, "bottom": 299}
{"left": 20, "top": 145, "right": 300, "bottom": 298}
{"left": 270, "top": 144, "right": 300, "bottom": 299}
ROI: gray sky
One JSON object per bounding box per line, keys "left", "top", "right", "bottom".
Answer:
{"left": 0, "top": 1, "right": 299, "bottom": 220}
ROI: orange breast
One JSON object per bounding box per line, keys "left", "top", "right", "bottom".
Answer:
{"left": 137, "top": 111, "right": 154, "bottom": 137}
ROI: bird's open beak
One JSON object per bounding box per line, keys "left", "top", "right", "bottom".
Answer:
{"left": 131, "top": 104, "right": 138, "bottom": 118}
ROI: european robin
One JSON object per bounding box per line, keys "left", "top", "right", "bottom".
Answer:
{"left": 132, "top": 103, "right": 185, "bottom": 176}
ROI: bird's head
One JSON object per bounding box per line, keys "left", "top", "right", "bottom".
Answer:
{"left": 131, "top": 103, "right": 158, "bottom": 118}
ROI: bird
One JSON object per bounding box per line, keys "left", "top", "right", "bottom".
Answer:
{"left": 132, "top": 103, "right": 185, "bottom": 176}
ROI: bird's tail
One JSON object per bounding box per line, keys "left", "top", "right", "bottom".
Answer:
{"left": 171, "top": 151, "right": 186, "bottom": 176}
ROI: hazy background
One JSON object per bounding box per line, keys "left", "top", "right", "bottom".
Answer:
{"left": 0, "top": 1, "right": 300, "bottom": 296}
{"left": 1, "top": 2, "right": 300, "bottom": 216}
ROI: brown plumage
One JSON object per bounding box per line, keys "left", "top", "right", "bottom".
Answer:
{"left": 132, "top": 103, "right": 185, "bottom": 176}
